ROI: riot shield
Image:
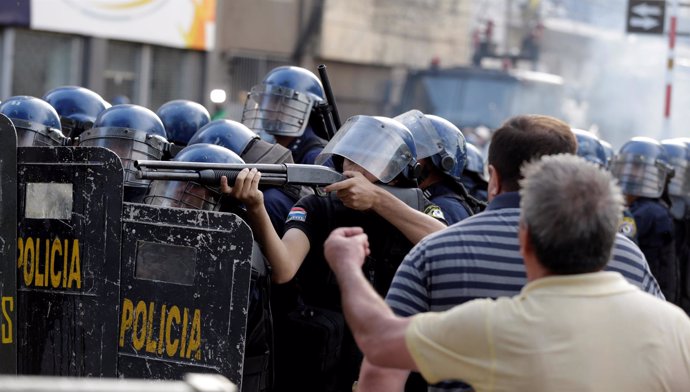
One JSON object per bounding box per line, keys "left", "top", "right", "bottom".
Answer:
{"left": 16, "top": 146, "right": 123, "bottom": 376}
{"left": 0, "top": 114, "right": 18, "bottom": 373}
{"left": 117, "top": 203, "right": 253, "bottom": 387}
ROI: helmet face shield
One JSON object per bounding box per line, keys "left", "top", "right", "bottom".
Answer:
{"left": 316, "top": 116, "right": 415, "bottom": 183}
{"left": 611, "top": 155, "right": 670, "bottom": 198}
{"left": 394, "top": 110, "right": 442, "bottom": 160}
{"left": 667, "top": 156, "right": 690, "bottom": 197}
{"left": 241, "top": 84, "right": 316, "bottom": 137}
{"left": 79, "top": 127, "right": 168, "bottom": 188}
{"left": 15, "top": 123, "right": 69, "bottom": 147}
{"left": 144, "top": 179, "right": 222, "bottom": 211}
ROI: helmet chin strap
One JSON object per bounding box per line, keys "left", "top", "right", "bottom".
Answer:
{"left": 415, "top": 163, "right": 432, "bottom": 188}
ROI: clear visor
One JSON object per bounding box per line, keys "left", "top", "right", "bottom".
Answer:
{"left": 667, "top": 157, "right": 690, "bottom": 197}
{"left": 241, "top": 84, "right": 316, "bottom": 137}
{"left": 80, "top": 127, "right": 167, "bottom": 187}
{"left": 393, "top": 110, "right": 441, "bottom": 160}
{"left": 144, "top": 179, "right": 222, "bottom": 211}
{"left": 611, "top": 154, "right": 670, "bottom": 198}
{"left": 316, "top": 116, "right": 414, "bottom": 183}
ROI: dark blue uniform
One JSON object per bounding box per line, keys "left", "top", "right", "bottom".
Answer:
{"left": 423, "top": 181, "right": 471, "bottom": 225}
{"left": 460, "top": 174, "right": 488, "bottom": 202}
{"left": 630, "top": 197, "right": 677, "bottom": 302}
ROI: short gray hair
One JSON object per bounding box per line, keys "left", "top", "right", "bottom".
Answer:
{"left": 519, "top": 154, "right": 624, "bottom": 274}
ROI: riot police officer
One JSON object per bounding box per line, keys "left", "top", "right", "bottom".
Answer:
{"left": 42, "top": 86, "right": 110, "bottom": 140}
{"left": 188, "top": 119, "right": 303, "bottom": 233}
{"left": 600, "top": 139, "right": 615, "bottom": 169}
{"left": 573, "top": 129, "right": 638, "bottom": 242}
{"left": 242, "top": 65, "right": 328, "bottom": 164}
{"left": 156, "top": 99, "right": 210, "bottom": 157}
{"left": 572, "top": 128, "right": 607, "bottom": 167}
{"left": 79, "top": 104, "right": 168, "bottom": 203}
{"left": 241, "top": 66, "right": 330, "bottom": 232}
{"left": 661, "top": 138, "right": 690, "bottom": 311}
{"left": 394, "top": 110, "right": 482, "bottom": 224}
{"left": 222, "top": 115, "right": 446, "bottom": 392}
{"left": 0, "top": 95, "right": 70, "bottom": 147}
{"left": 611, "top": 137, "right": 677, "bottom": 302}
{"left": 462, "top": 142, "right": 489, "bottom": 202}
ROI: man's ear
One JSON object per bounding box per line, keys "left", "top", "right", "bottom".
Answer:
{"left": 488, "top": 164, "right": 501, "bottom": 201}
{"left": 518, "top": 220, "right": 532, "bottom": 257}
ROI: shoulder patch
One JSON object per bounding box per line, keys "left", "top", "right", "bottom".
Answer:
{"left": 424, "top": 205, "right": 445, "bottom": 221}
{"left": 618, "top": 216, "right": 637, "bottom": 240}
{"left": 286, "top": 207, "right": 307, "bottom": 222}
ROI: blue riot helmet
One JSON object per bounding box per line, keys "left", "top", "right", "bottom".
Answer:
{"left": 660, "top": 139, "right": 690, "bottom": 218}
{"left": 611, "top": 136, "right": 674, "bottom": 199}
{"left": 144, "top": 143, "right": 244, "bottom": 211}
{"left": 242, "top": 66, "right": 325, "bottom": 137}
{"left": 80, "top": 104, "right": 168, "bottom": 193}
{"left": 600, "top": 139, "right": 614, "bottom": 170}
{"left": 156, "top": 99, "right": 210, "bottom": 146}
{"left": 42, "top": 86, "right": 110, "bottom": 139}
{"left": 393, "top": 110, "right": 466, "bottom": 181}
{"left": 572, "top": 128, "right": 607, "bottom": 167}
{"left": 316, "top": 115, "right": 420, "bottom": 184}
{"left": 425, "top": 114, "right": 467, "bottom": 179}
{"left": 111, "top": 95, "right": 131, "bottom": 105}
{"left": 465, "top": 143, "right": 485, "bottom": 179}
{"left": 188, "top": 119, "right": 294, "bottom": 164}
{"left": 0, "top": 95, "right": 69, "bottom": 147}
{"left": 189, "top": 119, "right": 259, "bottom": 156}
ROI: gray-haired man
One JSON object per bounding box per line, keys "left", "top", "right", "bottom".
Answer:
{"left": 324, "top": 154, "right": 690, "bottom": 391}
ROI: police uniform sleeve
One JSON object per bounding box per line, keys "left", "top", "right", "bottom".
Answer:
{"left": 385, "top": 242, "right": 431, "bottom": 316}
{"left": 422, "top": 198, "right": 447, "bottom": 224}
{"left": 284, "top": 194, "right": 330, "bottom": 246}
{"left": 405, "top": 299, "right": 495, "bottom": 387}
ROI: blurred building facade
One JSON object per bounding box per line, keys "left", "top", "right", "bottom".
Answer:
{"left": 0, "top": 0, "right": 478, "bottom": 119}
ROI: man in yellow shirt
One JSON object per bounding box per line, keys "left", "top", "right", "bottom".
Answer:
{"left": 325, "top": 154, "right": 690, "bottom": 391}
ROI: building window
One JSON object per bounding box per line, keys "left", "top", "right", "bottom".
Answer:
{"left": 104, "top": 40, "right": 139, "bottom": 104}
{"left": 13, "top": 29, "right": 75, "bottom": 97}
{"left": 149, "top": 45, "right": 204, "bottom": 110}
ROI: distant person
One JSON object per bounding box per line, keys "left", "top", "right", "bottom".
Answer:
{"left": 611, "top": 137, "right": 677, "bottom": 303}
{"left": 461, "top": 142, "right": 488, "bottom": 202}
{"left": 325, "top": 154, "right": 690, "bottom": 392}
{"left": 111, "top": 95, "right": 131, "bottom": 105}
{"left": 572, "top": 129, "right": 638, "bottom": 243}
{"left": 661, "top": 138, "right": 690, "bottom": 313}
{"left": 395, "top": 110, "right": 483, "bottom": 224}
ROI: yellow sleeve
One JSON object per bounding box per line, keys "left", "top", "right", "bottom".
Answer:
{"left": 405, "top": 299, "right": 496, "bottom": 388}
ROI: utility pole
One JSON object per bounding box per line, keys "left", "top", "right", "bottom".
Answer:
{"left": 662, "top": 0, "right": 678, "bottom": 139}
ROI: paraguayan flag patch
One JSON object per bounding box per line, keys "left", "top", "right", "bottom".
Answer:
{"left": 287, "top": 207, "right": 307, "bottom": 222}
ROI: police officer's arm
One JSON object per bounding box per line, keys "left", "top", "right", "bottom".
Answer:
{"left": 325, "top": 171, "right": 446, "bottom": 244}
{"left": 221, "top": 169, "right": 310, "bottom": 283}
{"left": 324, "top": 227, "right": 417, "bottom": 370}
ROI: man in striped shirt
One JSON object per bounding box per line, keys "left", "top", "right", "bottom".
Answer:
{"left": 356, "top": 115, "right": 663, "bottom": 392}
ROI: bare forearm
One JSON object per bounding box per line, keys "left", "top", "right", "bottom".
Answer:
{"left": 372, "top": 189, "right": 446, "bottom": 243}
{"left": 245, "top": 205, "right": 298, "bottom": 283}
{"left": 357, "top": 358, "right": 409, "bottom": 392}
{"left": 334, "top": 261, "right": 413, "bottom": 368}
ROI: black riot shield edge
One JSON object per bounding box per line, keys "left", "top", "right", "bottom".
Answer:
{"left": 16, "top": 146, "right": 123, "bottom": 376}
{"left": 117, "top": 203, "right": 253, "bottom": 388}
{"left": 0, "top": 114, "right": 18, "bottom": 374}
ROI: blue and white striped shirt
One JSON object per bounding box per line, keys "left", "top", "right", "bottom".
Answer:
{"left": 387, "top": 192, "right": 662, "bottom": 316}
